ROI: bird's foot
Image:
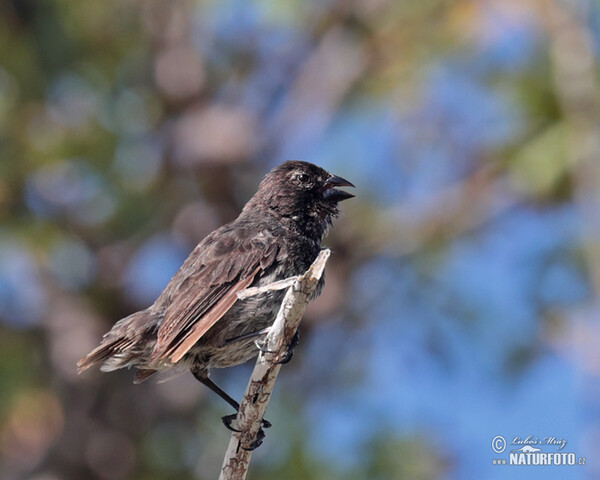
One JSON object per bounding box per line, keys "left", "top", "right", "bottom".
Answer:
{"left": 242, "top": 428, "right": 266, "bottom": 451}
{"left": 221, "top": 413, "right": 271, "bottom": 432}
{"left": 254, "top": 337, "right": 276, "bottom": 354}
{"left": 221, "top": 414, "right": 241, "bottom": 432}
{"left": 275, "top": 330, "right": 300, "bottom": 365}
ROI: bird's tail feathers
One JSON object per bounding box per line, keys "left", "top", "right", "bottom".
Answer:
{"left": 77, "top": 310, "right": 158, "bottom": 376}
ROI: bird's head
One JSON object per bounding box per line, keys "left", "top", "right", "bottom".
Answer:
{"left": 242, "top": 160, "right": 355, "bottom": 236}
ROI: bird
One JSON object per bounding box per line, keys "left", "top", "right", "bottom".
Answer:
{"left": 78, "top": 160, "right": 354, "bottom": 433}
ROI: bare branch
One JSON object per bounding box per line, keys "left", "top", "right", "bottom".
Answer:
{"left": 219, "top": 249, "right": 331, "bottom": 480}
{"left": 236, "top": 276, "right": 300, "bottom": 300}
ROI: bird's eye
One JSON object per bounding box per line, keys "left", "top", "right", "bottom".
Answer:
{"left": 297, "top": 173, "right": 310, "bottom": 183}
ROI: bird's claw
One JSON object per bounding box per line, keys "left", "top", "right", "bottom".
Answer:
{"left": 275, "top": 330, "right": 300, "bottom": 364}
{"left": 254, "top": 338, "right": 276, "bottom": 354}
{"left": 276, "top": 350, "right": 294, "bottom": 364}
{"left": 221, "top": 413, "right": 271, "bottom": 432}
{"left": 242, "top": 428, "right": 266, "bottom": 451}
{"left": 221, "top": 414, "right": 241, "bottom": 432}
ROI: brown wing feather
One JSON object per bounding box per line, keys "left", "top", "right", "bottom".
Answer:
{"left": 150, "top": 225, "right": 279, "bottom": 364}
{"left": 167, "top": 267, "right": 260, "bottom": 363}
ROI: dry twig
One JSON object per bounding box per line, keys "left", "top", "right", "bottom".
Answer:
{"left": 219, "top": 248, "right": 331, "bottom": 480}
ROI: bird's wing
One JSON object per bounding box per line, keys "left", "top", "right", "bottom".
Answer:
{"left": 151, "top": 225, "right": 280, "bottom": 364}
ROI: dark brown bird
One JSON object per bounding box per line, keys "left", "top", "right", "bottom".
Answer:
{"left": 78, "top": 160, "right": 354, "bottom": 425}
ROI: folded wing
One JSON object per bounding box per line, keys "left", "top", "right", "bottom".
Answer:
{"left": 151, "top": 226, "right": 280, "bottom": 364}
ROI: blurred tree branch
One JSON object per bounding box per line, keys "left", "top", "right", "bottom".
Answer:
{"left": 219, "top": 249, "right": 330, "bottom": 480}
{"left": 352, "top": 163, "right": 520, "bottom": 259}
{"left": 542, "top": 0, "right": 600, "bottom": 298}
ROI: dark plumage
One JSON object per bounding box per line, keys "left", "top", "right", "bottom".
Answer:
{"left": 78, "top": 160, "right": 354, "bottom": 411}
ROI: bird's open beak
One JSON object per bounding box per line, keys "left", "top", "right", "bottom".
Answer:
{"left": 322, "top": 174, "right": 356, "bottom": 202}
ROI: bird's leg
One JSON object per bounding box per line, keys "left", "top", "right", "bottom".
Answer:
{"left": 223, "top": 327, "right": 270, "bottom": 346}
{"left": 191, "top": 370, "right": 271, "bottom": 435}
{"left": 245, "top": 328, "right": 300, "bottom": 361}
{"left": 224, "top": 327, "right": 277, "bottom": 354}
{"left": 275, "top": 330, "right": 300, "bottom": 365}
{"left": 242, "top": 428, "right": 266, "bottom": 451}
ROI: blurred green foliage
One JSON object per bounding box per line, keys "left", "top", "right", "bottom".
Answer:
{"left": 0, "top": 0, "right": 598, "bottom": 479}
